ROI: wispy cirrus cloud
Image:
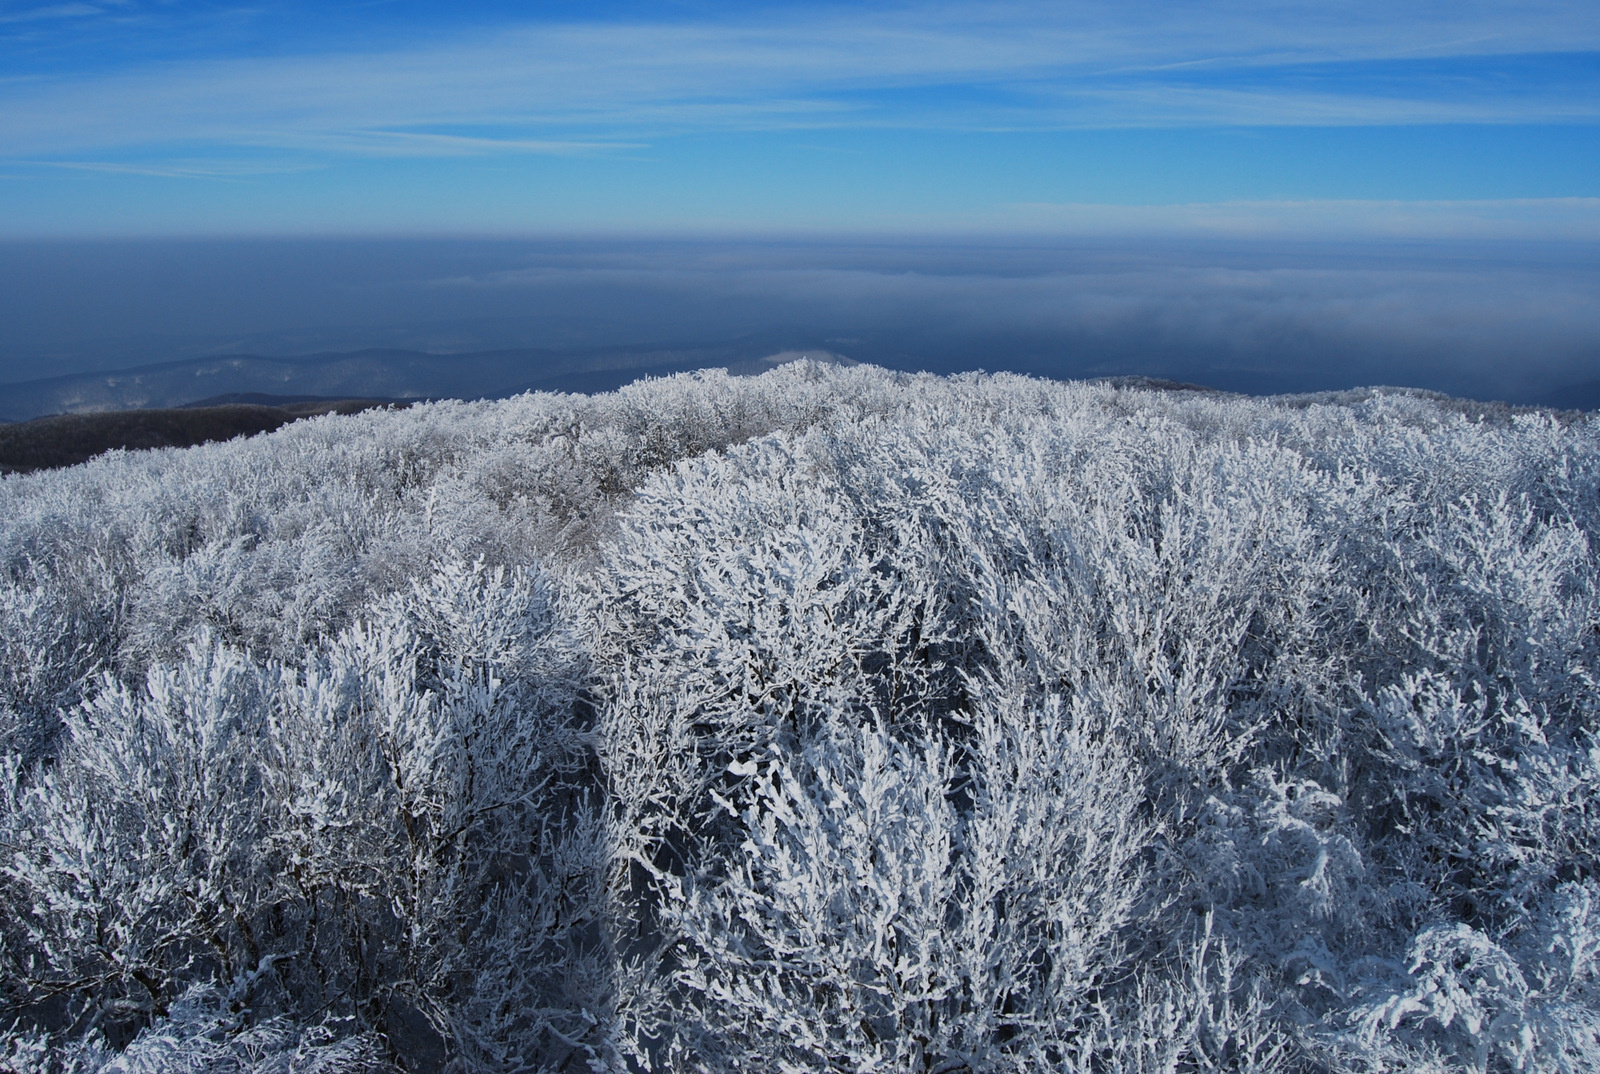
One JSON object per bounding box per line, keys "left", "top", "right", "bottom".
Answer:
{"left": 0, "top": 3, "right": 102, "bottom": 25}
{"left": 32, "top": 157, "right": 319, "bottom": 179}
{"left": 1, "top": 1, "right": 1598, "bottom": 165}
{"left": 997, "top": 198, "right": 1600, "bottom": 240}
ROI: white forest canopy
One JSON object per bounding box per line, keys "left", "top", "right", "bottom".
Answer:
{"left": 1, "top": 362, "right": 1598, "bottom": 1073}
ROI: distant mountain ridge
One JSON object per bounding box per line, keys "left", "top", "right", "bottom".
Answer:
{"left": 5, "top": 345, "right": 1586, "bottom": 425}
{"left": 0, "top": 344, "right": 855, "bottom": 422}
{"left": 0, "top": 397, "right": 409, "bottom": 475}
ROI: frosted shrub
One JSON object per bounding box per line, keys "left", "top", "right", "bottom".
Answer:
{"left": 2, "top": 560, "right": 597, "bottom": 1070}
{"left": 3, "top": 363, "right": 1598, "bottom": 1071}
{"left": 584, "top": 372, "right": 1600, "bottom": 1071}
{"left": 3, "top": 640, "right": 277, "bottom": 1036}
{"left": 0, "top": 582, "right": 102, "bottom": 762}
{"left": 51, "top": 984, "right": 386, "bottom": 1074}
{"left": 660, "top": 694, "right": 1150, "bottom": 1072}
{"left": 587, "top": 410, "right": 1330, "bottom": 1068}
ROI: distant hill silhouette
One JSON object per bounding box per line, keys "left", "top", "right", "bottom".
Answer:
{"left": 0, "top": 398, "right": 406, "bottom": 475}
{"left": 0, "top": 342, "right": 852, "bottom": 422}
{"left": 180, "top": 392, "right": 412, "bottom": 409}
{"left": 0, "top": 346, "right": 868, "bottom": 473}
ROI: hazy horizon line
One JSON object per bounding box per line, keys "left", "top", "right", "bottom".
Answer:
{"left": 4, "top": 197, "right": 1600, "bottom": 243}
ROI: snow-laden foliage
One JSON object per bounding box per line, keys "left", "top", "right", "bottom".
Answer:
{"left": 3, "top": 362, "right": 1598, "bottom": 1072}
{"left": 3, "top": 560, "right": 595, "bottom": 1072}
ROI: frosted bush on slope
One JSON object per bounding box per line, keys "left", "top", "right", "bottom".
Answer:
{"left": 588, "top": 411, "right": 1349, "bottom": 1068}
{"left": 2, "top": 363, "right": 1598, "bottom": 1071}
{"left": 665, "top": 697, "right": 1150, "bottom": 1073}
{"left": 589, "top": 428, "right": 1163, "bottom": 1069}
{"left": 0, "top": 983, "right": 387, "bottom": 1074}
{"left": 0, "top": 366, "right": 891, "bottom": 713}
{"left": 587, "top": 385, "right": 1600, "bottom": 1071}
{"left": 2, "top": 560, "right": 598, "bottom": 1071}
{"left": 0, "top": 582, "right": 103, "bottom": 763}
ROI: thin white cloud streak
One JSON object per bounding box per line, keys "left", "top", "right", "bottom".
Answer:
{"left": 34, "top": 158, "right": 318, "bottom": 179}
{"left": 1, "top": 1, "right": 1598, "bottom": 160}
{"left": 0, "top": 3, "right": 100, "bottom": 25}
{"left": 298, "top": 131, "right": 643, "bottom": 157}
{"left": 1049, "top": 85, "right": 1600, "bottom": 128}
{"left": 426, "top": 197, "right": 1600, "bottom": 242}
{"left": 997, "top": 198, "right": 1600, "bottom": 240}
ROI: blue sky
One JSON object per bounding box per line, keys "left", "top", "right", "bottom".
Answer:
{"left": 3, "top": 0, "right": 1599, "bottom": 236}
